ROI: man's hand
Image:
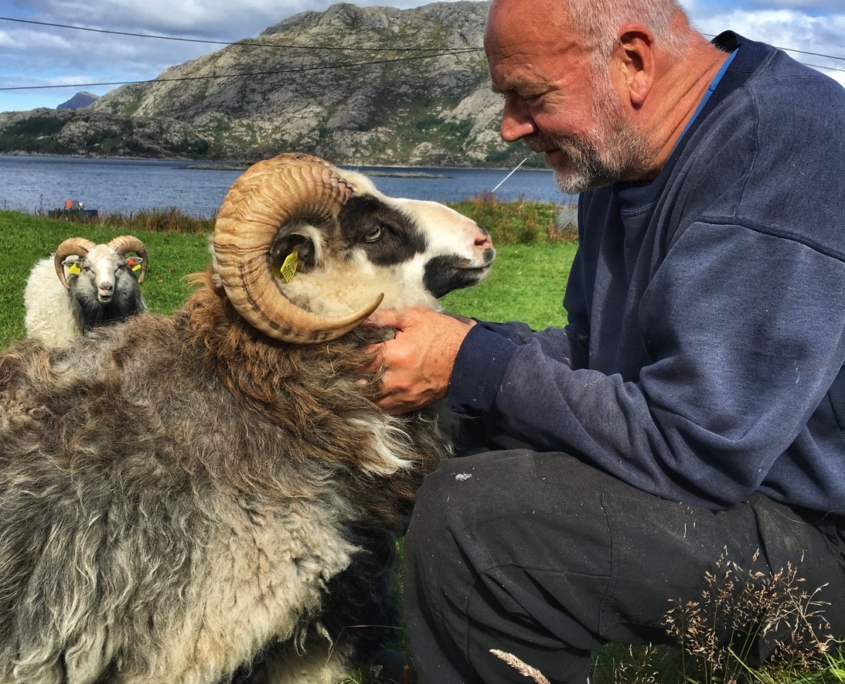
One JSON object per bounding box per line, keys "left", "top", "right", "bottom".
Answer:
{"left": 367, "top": 307, "right": 476, "bottom": 415}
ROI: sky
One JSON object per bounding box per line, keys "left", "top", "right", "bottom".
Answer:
{"left": 0, "top": 0, "right": 843, "bottom": 113}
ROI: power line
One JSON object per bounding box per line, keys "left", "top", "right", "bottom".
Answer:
{"left": 0, "top": 14, "right": 486, "bottom": 92}
{"left": 0, "top": 15, "right": 483, "bottom": 54}
{"left": 0, "top": 15, "right": 841, "bottom": 93}
{"left": 2, "top": 49, "right": 840, "bottom": 92}
{"left": 773, "top": 46, "right": 845, "bottom": 62}
{"left": 801, "top": 62, "right": 845, "bottom": 74}
{"left": 701, "top": 32, "right": 845, "bottom": 64}
{"left": 4, "top": 15, "right": 844, "bottom": 64}
{"left": 0, "top": 52, "right": 480, "bottom": 91}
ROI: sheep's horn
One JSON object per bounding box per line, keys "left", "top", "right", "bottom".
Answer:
{"left": 54, "top": 237, "right": 96, "bottom": 290}
{"left": 213, "top": 154, "right": 384, "bottom": 344}
{"left": 108, "top": 235, "right": 149, "bottom": 284}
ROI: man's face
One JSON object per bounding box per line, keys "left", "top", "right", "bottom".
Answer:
{"left": 484, "top": 0, "right": 656, "bottom": 193}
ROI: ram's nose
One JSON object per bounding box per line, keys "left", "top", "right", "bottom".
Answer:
{"left": 473, "top": 228, "right": 495, "bottom": 264}
{"left": 98, "top": 284, "right": 113, "bottom": 302}
{"left": 475, "top": 227, "right": 493, "bottom": 250}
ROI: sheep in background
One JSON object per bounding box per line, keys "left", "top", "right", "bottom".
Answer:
{"left": 0, "top": 153, "right": 495, "bottom": 684}
{"left": 24, "top": 235, "right": 148, "bottom": 347}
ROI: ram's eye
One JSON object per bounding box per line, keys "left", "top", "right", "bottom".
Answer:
{"left": 364, "top": 226, "right": 383, "bottom": 243}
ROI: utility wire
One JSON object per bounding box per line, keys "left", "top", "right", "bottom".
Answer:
{"left": 700, "top": 32, "right": 845, "bottom": 63}
{"left": 0, "top": 15, "right": 483, "bottom": 54}
{"left": 803, "top": 62, "right": 845, "bottom": 74}
{"left": 770, "top": 46, "right": 845, "bottom": 62}
{"left": 0, "top": 15, "right": 842, "bottom": 92}
{"left": 0, "top": 52, "right": 481, "bottom": 91}
{"left": 5, "top": 15, "right": 841, "bottom": 64}
{"left": 2, "top": 53, "right": 841, "bottom": 92}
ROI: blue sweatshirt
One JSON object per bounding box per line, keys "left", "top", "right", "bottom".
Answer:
{"left": 448, "top": 33, "right": 845, "bottom": 513}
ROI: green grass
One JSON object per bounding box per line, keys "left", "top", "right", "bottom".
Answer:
{"left": 443, "top": 193, "right": 577, "bottom": 328}
{"left": 442, "top": 242, "right": 575, "bottom": 328}
{"left": 0, "top": 201, "right": 573, "bottom": 350}
{"left": 451, "top": 192, "right": 576, "bottom": 245}
{"left": 1, "top": 206, "right": 840, "bottom": 684}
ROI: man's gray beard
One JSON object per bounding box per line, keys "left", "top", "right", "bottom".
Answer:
{"left": 527, "top": 92, "right": 658, "bottom": 194}
{"left": 545, "top": 134, "right": 622, "bottom": 194}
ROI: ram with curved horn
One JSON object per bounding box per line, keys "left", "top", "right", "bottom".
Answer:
{"left": 0, "top": 153, "right": 494, "bottom": 683}
{"left": 24, "top": 233, "right": 148, "bottom": 347}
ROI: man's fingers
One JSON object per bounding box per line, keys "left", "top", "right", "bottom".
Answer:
{"left": 366, "top": 308, "right": 404, "bottom": 329}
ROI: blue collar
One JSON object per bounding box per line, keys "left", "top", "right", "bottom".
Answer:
{"left": 675, "top": 48, "right": 738, "bottom": 147}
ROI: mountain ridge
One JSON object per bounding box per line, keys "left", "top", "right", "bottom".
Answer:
{"left": 0, "top": 1, "right": 537, "bottom": 167}
{"left": 56, "top": 92, "right": 100, "bottom": 110}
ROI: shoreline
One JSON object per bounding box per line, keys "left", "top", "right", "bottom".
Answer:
{"left": 0, "top": 155, "right": 572, "bottom": 215}
{"left": 0, "top": 151, "right": 551, "bottom": 174}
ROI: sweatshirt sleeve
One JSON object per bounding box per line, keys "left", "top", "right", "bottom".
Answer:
{"left": 449, "top": 307, "right": 590, "bottom": 414}
{"left": 449, "top": 243, "right": 592, "bottom": 413}
{"left": 450, "top": 222, "right": 845, "bottom": 509}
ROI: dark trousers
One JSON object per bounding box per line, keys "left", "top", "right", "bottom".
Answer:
{"left": 403, "top": 450, "right": 845, "bottom": 684}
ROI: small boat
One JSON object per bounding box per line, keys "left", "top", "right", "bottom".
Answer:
{"left": 50, "top": 199, "right": 99, "bottom": 221}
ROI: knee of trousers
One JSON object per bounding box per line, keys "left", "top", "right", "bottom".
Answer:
{"left": 404, "top": 449, "right": 590, "bottom": 588}
{"left": 404, "top": 450, "right": 530, "bottom": 584}
{"left": 402, "top": 450, "right": 618, "bottom": 666}
{"left": 404, "top": 454, "right": 484, "bottom": 571}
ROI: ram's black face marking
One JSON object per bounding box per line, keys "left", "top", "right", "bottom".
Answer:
{"left": 338, "top": 196, "right": 427, "bottom": 265}
{"left": 423, "top": 254, "right": 491, "bottom": 298}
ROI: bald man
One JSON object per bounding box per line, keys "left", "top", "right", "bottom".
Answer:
{"left": 369, "top": 0, "right": 845, "bottom": 681}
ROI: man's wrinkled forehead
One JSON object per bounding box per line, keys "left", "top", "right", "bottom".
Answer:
{"left": 485, "top": 0, "right": 572, "bottom": 38}
{"left": 484, "top": 0, "right": 585, "bottom": 92}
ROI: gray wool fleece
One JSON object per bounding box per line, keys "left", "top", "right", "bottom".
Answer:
{"left": 448, "top": 32, "right": 845, "bottom": 513}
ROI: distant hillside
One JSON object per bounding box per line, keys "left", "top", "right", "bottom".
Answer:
{"left": 0, "top": 109, "right": 210, "bottom": 158}
{"left": 57, "top": 91, "right": 100, "bottom": 110}
{"left": 0, "top": 1, "right": 537, "bottom": 167}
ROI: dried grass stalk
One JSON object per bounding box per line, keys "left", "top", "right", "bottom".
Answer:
{"left": 490, "top": 649, "right": 552, "bottom": 684}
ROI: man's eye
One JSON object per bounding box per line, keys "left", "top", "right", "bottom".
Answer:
{"left": 364, "top": 226, "right": 383, "bottom": 243}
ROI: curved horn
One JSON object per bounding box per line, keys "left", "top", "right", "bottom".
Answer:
{"left": 213, "top": 154, "right": 384, "bottom": 344}
{"left": 54, "top": 237, "right": 96, "bottom": 290}
{"left": 108, "top": 235, "right": 149, "bottom": 283}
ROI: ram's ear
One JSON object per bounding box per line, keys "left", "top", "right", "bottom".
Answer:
{"left": 269, "top": 232, "right": 316, "bottom": 274}
{"left": 125, "top": 256, "right": 144, "bottom": 274}
{"left": 62, "top": 255, "right": 82, "bottom": 277}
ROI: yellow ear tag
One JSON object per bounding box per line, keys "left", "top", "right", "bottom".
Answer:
{"left": 277, "top": 248, "right": 299, "bottom": 283}
{"left": 131, "top": 264, "right": 142, "bottom": 273}
{"left": 67, "top": 263, "right": 81, "bottom": 276}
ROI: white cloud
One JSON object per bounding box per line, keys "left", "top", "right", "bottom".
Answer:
{"left": 0, "top": 0, "right": 841, "bottom": 112}
{"left": 681, "top": 6, "right": 845, "bottom": 90}
{"left": 762, "top": 0, "right": 843, "bottom": 10}
{"left": 7, "top": 0, "right": 455, "bottom": 41}
{"left": 1, "top": 0, "right": 481, "bottom": 110}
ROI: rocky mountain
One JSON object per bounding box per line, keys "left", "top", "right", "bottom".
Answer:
{"left": 0, "top": 108, "right": 210, "bottom": 158}
{"left": 57, "top": 91, "right": 100, "bottom": 110}
{"left": 0, "top": 1, "right": 537, "bottom": 167}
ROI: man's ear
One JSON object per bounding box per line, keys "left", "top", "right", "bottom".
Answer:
{"left": 614, "top": 25, "right": 656, "bottom": 107}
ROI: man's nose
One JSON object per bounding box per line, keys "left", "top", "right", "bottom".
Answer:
{"left": 500, "top": 97, "right": 537, "bottom": 142}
